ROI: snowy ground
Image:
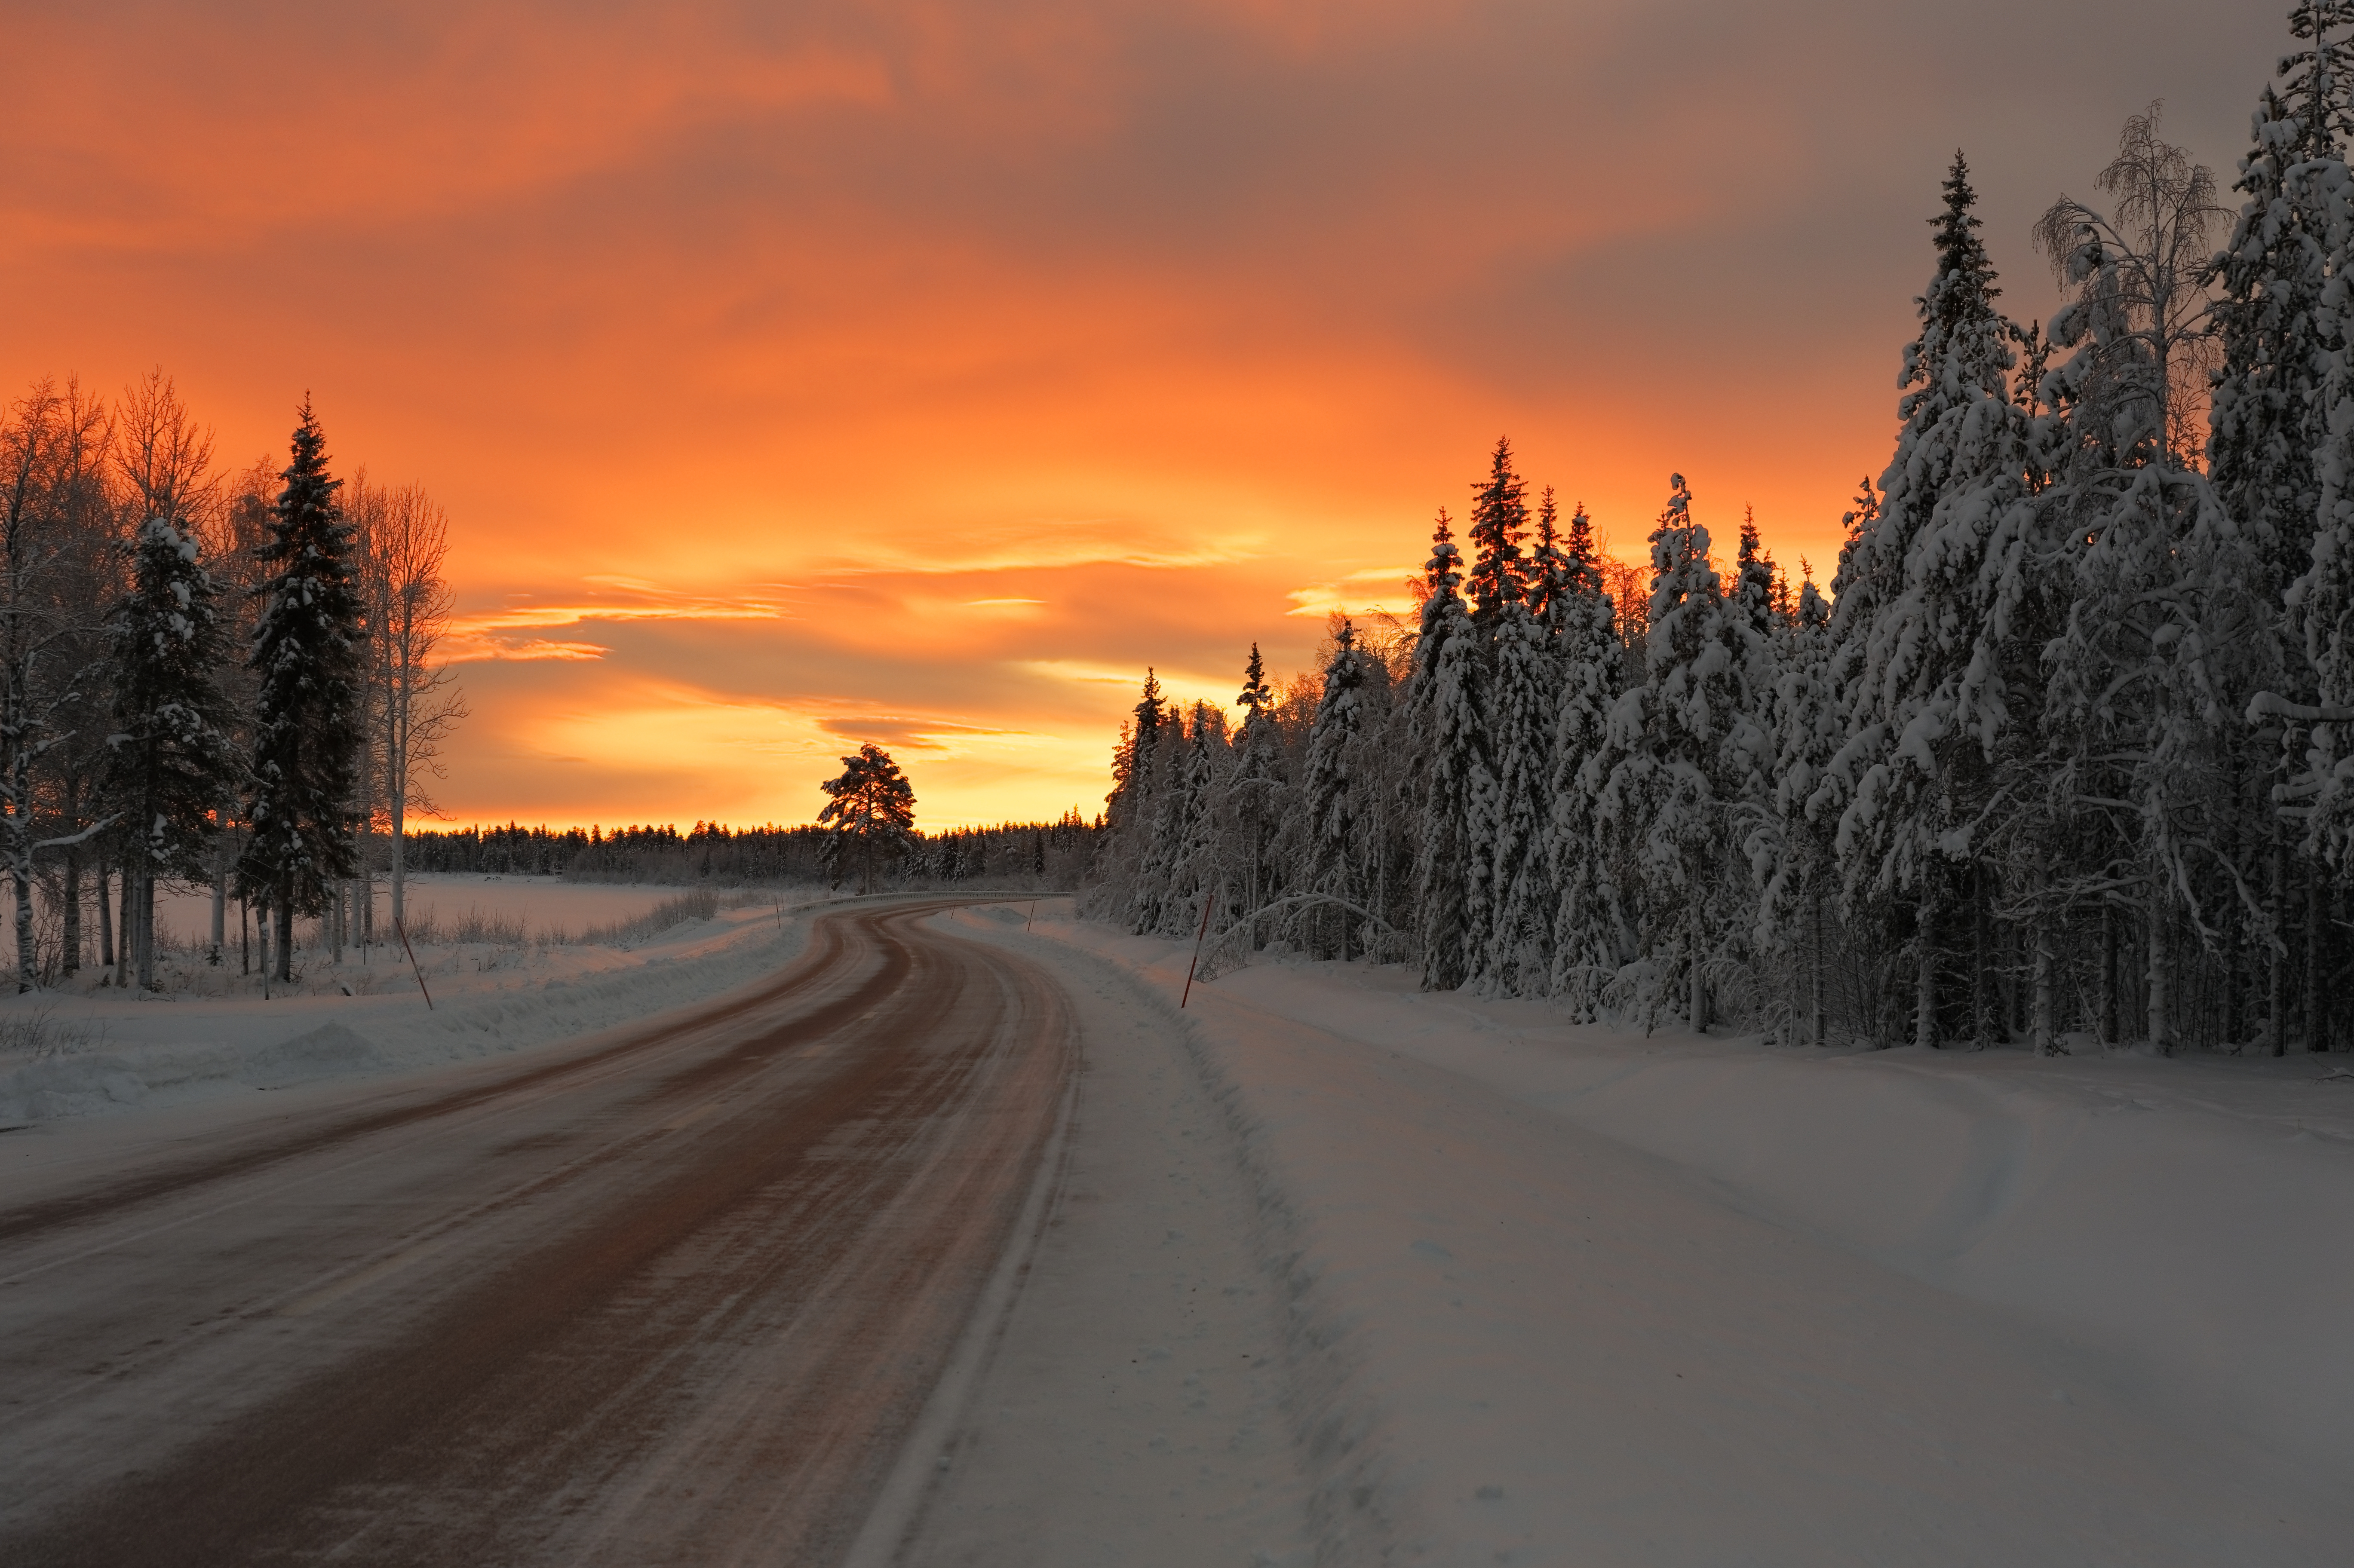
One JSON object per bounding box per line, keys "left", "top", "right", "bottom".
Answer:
{"left": 0, "top": 876, "right": 827, "bottom": 1126}
{"left": 997, "top": 907, "right": 2354, "bottom": 1566}
{"left": 10, "top": 893, "right": 2349, "bottom": 1563}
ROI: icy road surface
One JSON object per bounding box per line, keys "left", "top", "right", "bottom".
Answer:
{"left": 0, "top": 898, "right": 1214, "bottom": 1567}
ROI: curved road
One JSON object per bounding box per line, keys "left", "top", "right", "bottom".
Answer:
{"left": 0, "top": 898, "right": 1074, "bottom": 1567}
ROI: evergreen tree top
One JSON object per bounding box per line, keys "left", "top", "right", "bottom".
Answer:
{"left": 1526, "top": 485, "right": 1574, "bottom": 629}
{"left": 1417, "top": 506, "right": 1469, "bottom": 647}
{"left": 1924, "top": 152, "right": 2002, "bottom": 343}
{"left": 1466, "top": 437, "right": 1528, "bottom": 624}
{"left": 1734, "top": 504, "right": 1779, "bottom": 633}
{"left": 2283, "top": 0, "right": 2354, "bottom": 146}
{"left": 270, "top": 397, "right": 344, "bottom": 548}
{"left": 1133, "top": 668, "right": 1165, "bottom": 741}
{"left": 1238, "top": 642, "right": 1273, "bottom": 712}
{"left": 1564, "top": 501, "right": 1598, "bottom": 579}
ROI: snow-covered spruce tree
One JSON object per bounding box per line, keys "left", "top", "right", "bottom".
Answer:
{"left": 1133, "top": 702, "right": 1193, "bottom": 935}
{"left": 1543, "top": 499, "right": 1630, "bottom": 1017}
{"left": 2212, "top": 9, "right": 2351, "bottom": 1053}
{"left": 1754, "top": 570, "right": 1842, "bottom": 1043}
{"left": 236, "top": 401, "right": 365, "bottom": 983}
{"left": 1456, "top": 439, "right": 1541, "bottom": 988}
{"left": 1733, "top": 507, "right": 1780, "bottom": 636}
{"left": 1087, "top": 668, "right": 1164, "bottom": 924}
{"left": 1228, "top": 643, "right": 1288, "bottom": 926}
{"left": 109, "top": 515, "right": 236, "bottom": 990}
{"left": 1345, "top": 612, "right": 1419, "bottom": 957}
{"left": 1832, "top": 153, "right": 2032, "bottom": 1048}
{"left": 1593, "top": 476, "right": 1772, "bottom": 1030}
{"left": 1465, "top": 444, "right": 1556, "bottom": 995}
{"left": 1300, "top": 617, "right": 1368, "bottom": 958}
{"left": 1161, "top": 701, "right": 1229, "bottom": 937}
{"left": 1406, "top": 508, "right": 1476, "bottom": 989}
{"left": 1525, "top": 487, "right": 1573, "bottom": 632}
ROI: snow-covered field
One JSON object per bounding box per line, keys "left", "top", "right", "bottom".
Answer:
{"left": 147, "top": 871, "right": 761, "bottom": 950}
{"left": 0, "top": 876, "right": 826, "bottom": 1126}
{"left": 1011, "top": 910, "right": 2354, "bottom": 1565}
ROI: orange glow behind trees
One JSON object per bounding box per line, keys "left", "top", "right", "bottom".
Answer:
{"left": 0, "top": 3, "right": 2273, "bottom": 827}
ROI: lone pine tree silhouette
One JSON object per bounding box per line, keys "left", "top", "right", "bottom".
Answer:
{"left": 819, "top": 743, "right": 916, "bottom": 894}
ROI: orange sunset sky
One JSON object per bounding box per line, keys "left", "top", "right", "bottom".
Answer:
{"left": 0, "top": 2, "right": 2281, "bottom": 830}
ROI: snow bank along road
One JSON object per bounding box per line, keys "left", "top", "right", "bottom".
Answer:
{"left": 0, "top": 899, "right": 1099, "bottom": 1567}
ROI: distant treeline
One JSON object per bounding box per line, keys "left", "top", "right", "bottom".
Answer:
{"left": 405, "top": 813, "right": 1100, "bottom": 886}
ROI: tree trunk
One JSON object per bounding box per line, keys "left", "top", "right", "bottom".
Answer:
{"left": 136, "top": 872, "right": 156, "bottom": 993}
{"left": 1809, "top": 888, "right": 1826, "bottom": 1047}
{"left": 117, "top": 869, "right": 135, "bottom": 992}
{"left": 97, "top": 858, "right": 114, "bottom": 974}
{"left": 2271, "top": 822, "right": 2289, "bottom": 1057}
{"left": 391, "top": 792, "right": 407, "bottom": 931}
{"left": 2033, "top": 915, "right": 2055, "bottom": 1056}
{"left": 61, "top": 849, "right": 81, "bottom": 976}
{"left": 1915, "top": 891, "right": 1936, "bottom": 1049}
{"left": 275, "top": 895, "right": 294, "bottom": 984}
{"left": 1971, "top": 870, "right": 1990, "bottom": 1046}
{"left": 2307, "top": 870, "right": 2329, "bottom": 1053}
{"left": 210, "top": 860, "right": 227, "bottom": 967}
{"left": 1689, "top": 906, "right": 1707, "bottom": 1034}
{"left": 12, "top": 864, "right": 33, "bottom": 993}
{"left": 2099, "top": 902, "right": 2118, "bottom": 1048}
{"left": 2147, "top": 875, "right": 2169, "bottom": 1055}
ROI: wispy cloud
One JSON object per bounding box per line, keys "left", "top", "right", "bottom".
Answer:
{"left": 448, "top": 580, "right": 798, "bottom": 643}
{"left": 443, "top": 633, "right": 611, "bottom": 663}
{"left": 1283, "top": 565, "right": 1420, "bottom": 619}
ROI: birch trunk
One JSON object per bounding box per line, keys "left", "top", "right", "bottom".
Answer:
{"left": 61, "top": 848, "right": 80, "bottom": 975}
{"left": 96, "top": 856, "right": 114, "bottom": 972}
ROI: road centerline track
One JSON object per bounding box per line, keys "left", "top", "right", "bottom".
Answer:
{"left": 0, "top": 898, "right": 1075, "bottom": 1568}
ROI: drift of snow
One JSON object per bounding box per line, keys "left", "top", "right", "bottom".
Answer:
{"left": 1031, "top": 910, "right": 2354, "bottom": 1565}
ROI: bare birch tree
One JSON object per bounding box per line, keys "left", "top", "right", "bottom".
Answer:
{"left": 0, "top": 380, "right": 114, "bottom": 990}
{"left": 2034, "top": 103, "right": 2230, "bottom": 468}
{"left": 373, "top": 484, "right": 465, "bottom": 931}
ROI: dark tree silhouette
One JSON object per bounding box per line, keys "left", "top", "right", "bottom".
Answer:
{"left": 236, "top": 400, "right": 364, "bottom": 981}
{"left": 818, "top": 742, "right": 916, "bottom": 894}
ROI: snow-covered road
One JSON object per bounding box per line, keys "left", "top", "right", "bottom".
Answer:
{"left": 0, "top": 900, "right": 1080, "bottom": 1566}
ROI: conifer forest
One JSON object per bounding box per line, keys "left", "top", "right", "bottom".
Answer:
{"left": 1090, "top": 8, "right": 2354, "bottom": 1057}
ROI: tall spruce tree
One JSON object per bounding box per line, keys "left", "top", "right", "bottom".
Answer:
{"left": 1408, "top": 508, "right": 1476, "bottom": 988}
{"left": 1756, "top": 571, "right": 1842, "bottom": 1043}
{"left": 1302, "top": 618, "right": 1368, "bottom": 958}
{"left": 1230, "top": 643, "right": 1286, "bottom": 921}
{"left": 1461, "top": 438, "right": 1532, "bottom": 983}
{"left": 236, "top": 401, "right": 365, "bottom": 983}
{"left": 1543, "top": 499, "right": 1629, "bottom": 1016}
{"left": 110, "top": 516, "right": 236, "bottom": 990}
{"left": 2210, "top": 8, "right": 2352, "bottom": 1052}
{"left": 1594, "top": 477, "right": 1771, "bottom": 1029}
{"left": 1832, "top": 153, "right": 2031, "bottom": 1048}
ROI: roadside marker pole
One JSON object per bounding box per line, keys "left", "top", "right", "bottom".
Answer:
{"left": 396, "top": 918, "right": 435, "bottom": 1010}
{"left": 1181, "top": 887, "right": 1215, "bottom": 1009}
